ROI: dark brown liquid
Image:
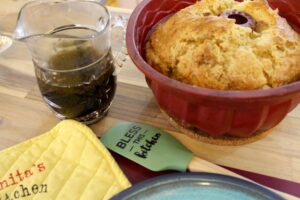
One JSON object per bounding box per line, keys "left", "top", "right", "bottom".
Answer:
{"left": 35, "top": 47, "right": 116, "bottom": 119}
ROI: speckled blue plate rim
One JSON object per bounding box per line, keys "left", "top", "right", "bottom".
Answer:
{"left": 111, "top": 172, "right": 286, "bottom": 200}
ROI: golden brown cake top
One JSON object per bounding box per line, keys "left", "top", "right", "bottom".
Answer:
{"left": 145, "top": 0, "right": 300, "bottom": 90}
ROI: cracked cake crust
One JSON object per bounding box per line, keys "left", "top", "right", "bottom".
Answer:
{"left": 145, "top": 0, "right": 300, "bottom": 90}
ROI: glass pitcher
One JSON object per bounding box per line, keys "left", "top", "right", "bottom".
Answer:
{"left": 13, "top": 0, "right": 127, "bottom": 124}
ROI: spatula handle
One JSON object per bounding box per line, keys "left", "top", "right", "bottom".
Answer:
{"left": 188, "top": 157, "right": 298, "bottom": 200}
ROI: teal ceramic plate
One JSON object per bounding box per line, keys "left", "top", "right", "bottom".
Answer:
{"left": 111, "top": 173, "right": 285, "bottom": 200}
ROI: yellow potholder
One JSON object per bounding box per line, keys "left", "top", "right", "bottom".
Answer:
{"left": 0, "top": 120, "right": 131, "bottom": 200}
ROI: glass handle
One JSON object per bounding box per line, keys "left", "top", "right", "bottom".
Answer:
{"left": 111, "top": 15, "right": 128, "bottom": 71}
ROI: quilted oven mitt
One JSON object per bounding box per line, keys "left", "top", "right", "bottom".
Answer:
{"left": 0, "top": 120, "right": 131, "bottom": 200}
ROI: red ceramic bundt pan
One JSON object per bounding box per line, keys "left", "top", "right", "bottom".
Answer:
{"left": 126, "top": 0, "right": 300, "bottom": 138}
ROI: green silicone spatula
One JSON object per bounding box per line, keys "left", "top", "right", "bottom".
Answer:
{"left": 101, "top": 122, "right": 297, "bottom": 200}
{"left": 100, "top": 121, "right": 237, "bottom": 174}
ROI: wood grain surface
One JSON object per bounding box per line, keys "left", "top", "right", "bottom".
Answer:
{"left": 0, "top": 1, "right": 299, "bottom": 199}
